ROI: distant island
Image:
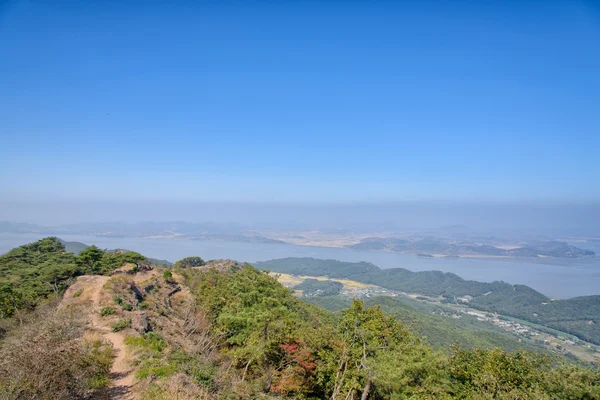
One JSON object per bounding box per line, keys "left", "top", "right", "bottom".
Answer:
{"left": 1, "top": 220, "right": 596, "bottom": 260}
{"left": 348, "top": 237, "right": 595, "bottom": 259}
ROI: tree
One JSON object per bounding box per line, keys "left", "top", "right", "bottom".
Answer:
{"left": 184, "top": 265, "right": 332, "bottom": 396}
{"left": 449, "top": 347, "right": 548, "bottom": 398}
{"left": 332, "top": 300, "right": 412, "bottom": 400}
{"left": 0, "top": 284, "right": 22, "bottom": 319}
{"left": 76, "top": 246, "right": 104, "bottom": 274}
{"left": 174, "top": 256, "right": 205, "bottom": 269}
{"left": 41, "top": 263, "right": 78, "bottom": 294}
{"left": 213, "top": 267, "right": 297, "bottom": 392}
{"left": 98, "top": 251, "right": 147, "bottom": 275}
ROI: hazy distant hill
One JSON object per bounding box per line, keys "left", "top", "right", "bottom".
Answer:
{"left": 348, "top": 237, "right": 595, "bottom": 258}
{"left": 0, "top": 220, "right": 281, "bottom": 245}
{"left": 58, "top": 238, "right": 173, "bottom": 266}
{"left": 0, "top": 221, "right": 48, "bottom": 233}
{"left": 58, "top": 239, "right": 89, "bottom": 255}
{"left": 255, "top": 257, "right": 380, "bottom": 277}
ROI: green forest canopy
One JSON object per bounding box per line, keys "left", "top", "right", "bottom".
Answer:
{"left": 0, "top": 237, "right": 146, "bottom": 318}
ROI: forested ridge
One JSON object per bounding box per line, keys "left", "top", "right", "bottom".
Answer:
{"left": 256, "top": 257, "right": 600, "bottom": 345}
{"left": 0, "top": 239, "right": 599, "bottom": 399}
{"left": 0, "top": 237, "right": 148, "bottom": 319}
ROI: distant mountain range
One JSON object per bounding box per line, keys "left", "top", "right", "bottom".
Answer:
{"left": 0, "top": 221, "right": 281, "bottom": 244}
{"left": 1, "top": 221, "right": 596, "bottom": 258}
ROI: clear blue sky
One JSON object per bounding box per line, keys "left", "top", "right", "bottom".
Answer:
{"left": 1, "top": 0, "right": 599, "bottom": 203}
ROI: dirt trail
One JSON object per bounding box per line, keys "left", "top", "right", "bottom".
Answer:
{"left": 65, "top": 275, "right": 135, "bottom": 399}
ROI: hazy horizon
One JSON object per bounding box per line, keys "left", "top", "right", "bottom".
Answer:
{"left": 2, "top": 200, "right": 600, "bottom": 236}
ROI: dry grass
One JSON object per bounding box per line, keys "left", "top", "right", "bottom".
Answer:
{"left": 0, "top": 301, "right": 113, "bottom": 400}
{"left": 141, "top": 373, "right": 212, "bottom": 399}
{"left": 275, "top": 273, "right": 376, "bottom": 290}
{"left": 274, "top": 273, "right": 304, "bottom": 286}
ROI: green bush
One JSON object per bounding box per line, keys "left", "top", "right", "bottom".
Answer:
{"left": 135, "top": 361, "right": 178, "bottom": 380}
{"left": 100, "top": 307, "right": 116, "bottom": 316}
{"left": 112, "top": 319, "right": 130, "bottom": 332}
{"left": 114, "top": 296, "right": 133, "bottom": 311}
{"left": 163, "top": 270, "right": 173, "bottom": 280}
{"left": 72, "top": 288, "right": 84, "bottom": 298}
{"left": 125, "top": 332, "right": 167, "bottom": 353}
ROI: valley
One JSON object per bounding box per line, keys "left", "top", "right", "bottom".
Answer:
{"left": 275, "top": 272, "right": 600, "bottom": 363}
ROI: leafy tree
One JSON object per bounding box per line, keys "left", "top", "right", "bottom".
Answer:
{"left": 0, "top": 238, "right": 77, "bottom": 316}
{"left": 207, "top": 267, "right": 298, "bottom": 391}
{"left": 331, "top": 300, "right": 413, "bottom": 399}
{"left": 449, "top": 347, "right": 549, "bottom": 398}
{"left": 41, "top": 263, "right": 79, "bottom": 294}
{"left": 75, "top": 245, "right": 104, "bottom": 274}
{"left": 174, "top": 256, "right": 205, "bottom": 269}
{"left": 98, "top": 251, "right": 146, "bottom": 275}
{"left": 0, "top": 284, "right": 22, "bottom": 319}
{"left": 182, "top": 265, "right": 335, "bottom": 397}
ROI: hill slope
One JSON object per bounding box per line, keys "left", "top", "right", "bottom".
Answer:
{"left": 256, "top": 257, "right": 600, "bottom": 344}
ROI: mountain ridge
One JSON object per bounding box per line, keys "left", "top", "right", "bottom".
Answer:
{"left": 255, "top": 257, "right": 600, "bottom": 345}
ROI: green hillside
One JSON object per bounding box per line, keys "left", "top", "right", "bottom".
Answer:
{"left": 304, "top": 294, "right": 548, "bottom": 354}
{"left": 256, "top": 257, "right": 380, "bottom": 277}
{"left": 257, "top": 257, "right": 600, "bottom": 345}
{"left": 294, "top": 278, "right": 343, "bottom": 296}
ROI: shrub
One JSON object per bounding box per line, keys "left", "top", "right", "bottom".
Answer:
{"left": 100, "top": 307, "right": 116, "bottom": 316}
{"left": 137, "top": 301, "right": 149, "bottom": 310}
{"left": 136, "top": 361, "right": 178, "bottom": 380}
{"left": 72, "top": 288, "right": 84, "bottom": 298}
{"left": 114, "top": 296, "right": 133, "bottom": 311}
{"left": 163, "top": 270, "right": 173, "bottom": 280}
{"left": 125, "top": 332, "right": 167, "bottom": 353}
{"left": 0, "top": 303, "right": 112, "bottom": 399}
{"left": 112, "top": 318, "right": 130, "bottom": 332}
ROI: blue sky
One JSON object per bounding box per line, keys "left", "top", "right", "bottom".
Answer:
{"left": 1, "top": 0, "right": 599, "bottom": 203}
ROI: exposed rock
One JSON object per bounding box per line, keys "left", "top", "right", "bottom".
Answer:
{"left": 129, "top": 283, "right": 145, "bottom": 302}
{"left": 131, "top": 312, "right": 150, "bottom": 334}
